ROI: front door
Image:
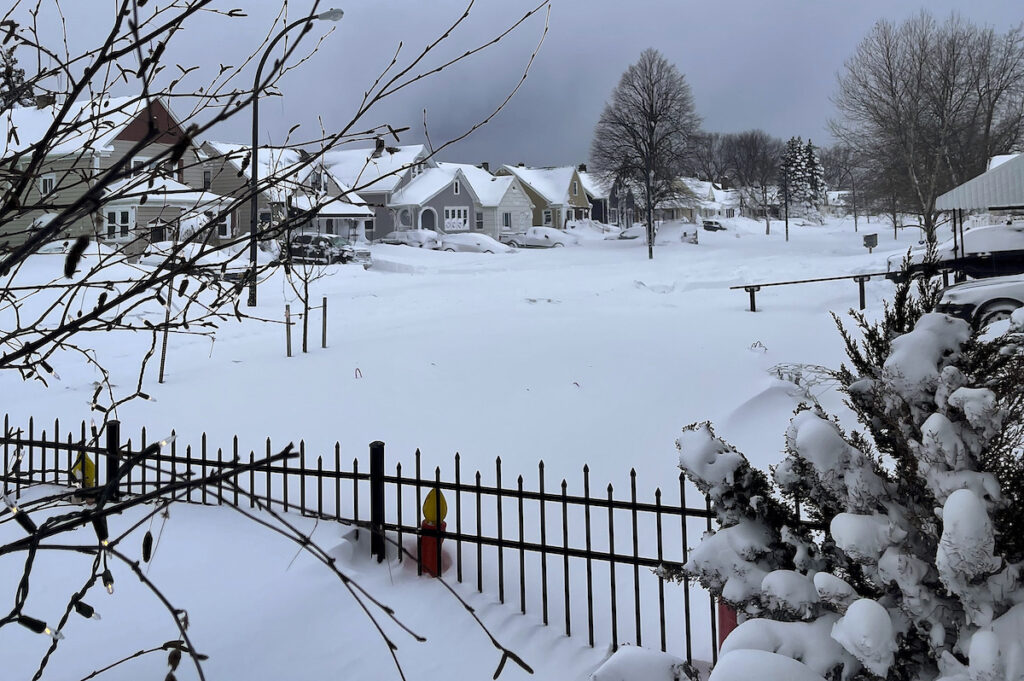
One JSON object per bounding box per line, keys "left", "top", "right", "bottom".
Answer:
{"left": 421, "top": 209, "right": 436, "bottom": 231}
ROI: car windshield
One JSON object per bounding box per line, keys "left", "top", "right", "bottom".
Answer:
{"left": 325, "top": 236, "right": 350, "bottom": 247}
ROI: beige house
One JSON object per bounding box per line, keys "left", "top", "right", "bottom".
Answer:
{"left": 496, "top": 165, "right": 592, "bottom": 228}
{"left": 1, "top": 95, "right": 212, "bottom": 251}
{"left": 200, "top": 141, "right": 373, "bottom": 243}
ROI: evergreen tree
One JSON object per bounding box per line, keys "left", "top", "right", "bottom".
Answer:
{"left": 668, "top": 261, "right": 1024, "bottom": 681}
{"left": 804, "top": 139, "right": 826, "bottom": 209}
{"left": 780, "top": 137, "right": 809, "bottom": 213}
{"left": 0, "top": 47, "right": 35, "bottom": 111}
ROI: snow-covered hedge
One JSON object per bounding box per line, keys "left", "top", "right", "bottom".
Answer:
{"left": 669, "top": 283, "right": 1024, "bottom": 681}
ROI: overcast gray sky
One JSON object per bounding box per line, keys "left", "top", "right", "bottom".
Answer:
{"left": 25, "top": 0, "right": 1024, "bottom": 167}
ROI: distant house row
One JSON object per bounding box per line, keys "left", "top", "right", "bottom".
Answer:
{"left": 2, "top": 95, "right": 750, "bottom": 251}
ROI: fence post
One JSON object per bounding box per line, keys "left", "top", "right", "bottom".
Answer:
{"left": 322, "top": 296, "right": 328, "bottom": 349}
{"left": 105, "top": 420, "right": 120, "bottom": 500}
{"left": 854, "top": 275, "right": 870, "bottom": 311}
{"left": 370, "top": 441, "right": 385, "bottom": 562}
{"left": 285, "top": 304, "right": 292, "bottom": 358}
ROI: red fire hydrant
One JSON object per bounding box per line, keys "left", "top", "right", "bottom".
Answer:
{"left": 418, "top": 488, "right": 448, "bottom": 577}
{"left": 419, "top": 520, "right": 447, "bottom": 577}
{"left": 718, "top": 601, "right": 738, "bottom": 649}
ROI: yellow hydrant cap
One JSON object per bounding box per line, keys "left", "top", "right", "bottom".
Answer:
{"left": 422, "top": 489, "right": 448, "bottom": 524}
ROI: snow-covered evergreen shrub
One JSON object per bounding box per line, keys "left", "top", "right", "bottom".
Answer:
{"left": 668, "top": 272, "right": 1024, "bottom": 681}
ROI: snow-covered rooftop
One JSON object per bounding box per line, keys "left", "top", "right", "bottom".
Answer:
{"left": 292, "top": 193, "right": 374, "bottom": 217}
{"left": 389, "top": 167, "right": 461, "bottom": 206}
{"left": 438, "top": 163, "right": 516, "bottom": 207}
{"left": 987, "top": 153, "right": 1020, "bottom": 171}
{"left": 3, "top": 95, "right": 148, "bottom": 156}
{"left": 325, "top": 144, "right": 430, "bottom": 194}
{"left": 501, "top": 165, "right": 577, "bottom": 205}
{"left": 103, "top": 175, "right": 229, "bottom": 212}
{"left": 579, "top": 172, "right": 613, "bottom": 200}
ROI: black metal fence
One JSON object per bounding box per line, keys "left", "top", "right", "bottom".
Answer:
{"left": 1, "top": 415, "right": 721, "bottom": 666}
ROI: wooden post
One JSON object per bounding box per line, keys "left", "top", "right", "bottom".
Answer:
{"left": 744, "top": 286, "right": 759, "bottom": 312}
{"left": 321, "top": 296, "right": 328, "bottom": 349}
{"left": 105, "top": 420, "right": 120, "bottom": 500}
{"left": 370, "top": 441, "right": 385, "bottom": 562}
{"left": 855, "top": 276, "right": 869, "bottom": 310}
{"left": 285, "top": 304, "right": 292, "bottom": 357}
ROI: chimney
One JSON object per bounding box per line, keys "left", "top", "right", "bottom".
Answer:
{"left": 479, "top": 162, "right": 490, "bottom": 172}
{"left": 517, "top": 162, "right": 525, "bottom": 167}
{"left": 578, "top": 163, "right": 587, "bottom": 173}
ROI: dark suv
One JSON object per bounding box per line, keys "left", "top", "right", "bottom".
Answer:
{"left": 286, "top": 233, "right": 369, "bottom": 265}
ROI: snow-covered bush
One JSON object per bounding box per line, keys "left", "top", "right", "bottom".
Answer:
{"left": 669, "top": 273, "right": 1024, "bottom": 681}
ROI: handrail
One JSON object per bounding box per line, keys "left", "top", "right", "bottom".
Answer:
{"left": 728, "top": 271, "right": 892, "bottom": 290}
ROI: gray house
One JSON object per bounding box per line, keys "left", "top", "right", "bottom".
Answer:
{"left": 438, "top": 163, "right": 534, "bottom": 239}
{"left": 325, "top": 144, "right": 435, "bottom": 240}
{"left": 388, "top": 167, "right": 479, "bottom": 234}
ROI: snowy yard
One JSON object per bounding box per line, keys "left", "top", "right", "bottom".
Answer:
{"left": 1, "top": 216, "right": 936, "bottom": 679}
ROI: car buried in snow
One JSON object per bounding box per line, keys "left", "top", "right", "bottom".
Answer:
{"left": 501, "top": 226, "right": 579, "bottom": 248}
{"left": 885, "top": 223, "right": 1024, "bottom": 282}
{"left": 380, "top": 229, "right": 442, "bottom": 249}
{"left": 934, "top": 273, "right": 1024, "bottom": 329}
{"left": 286, "top": 232, "right": 371, "bottom": 265}
{"left": 440, "top": 233, "right": 513, "bottom": 253}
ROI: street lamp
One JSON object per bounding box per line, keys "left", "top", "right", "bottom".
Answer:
{"left": 248, "top": 8, "right": 344, "bottom": 307}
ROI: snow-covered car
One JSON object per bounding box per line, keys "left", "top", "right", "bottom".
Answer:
{"left": 440, "top": 233, "right": 512, "bottom": 253}
{"left": 35, "top": 239, "right": 118, "bottom": 256}
{"left": 137, "top": 241, "right": 251, "bottom": 280}
{"left": 702, "top": 220, "right": 726, "bottom": 232}
{"left": 934, "top": 274, "right": 1024, "bottom": 329}
{"left": 504, "top": 226, "right": 579, "bottom": 248}
{"left": 287, "top": 232, "right": 370, "bottom": 265}
{"left": 615, "top": 225, "right": 646, "bottom": 240}
{"left": 886, "top": 223, "right": 1024, "bottom": 280}
{"left": 381, "top": 229, "right": 441, "bottom": 249}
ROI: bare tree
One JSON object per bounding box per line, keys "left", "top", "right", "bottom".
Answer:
{"left": 0, "top": 0, "right": 550, "bottom": 677}
{"left": 590, "top": 48, "right": 700, "bottom": 259}
{"left": 831, "top": 11, "right": 1024, "bottom": 241}
{"left": 722, "top": 130, "right": 783, "bottom": 235}
{"left": 688, "top": 131, "right": 730, "bottom": 185}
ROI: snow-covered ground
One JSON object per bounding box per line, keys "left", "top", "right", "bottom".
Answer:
{"left": 1, "top": 215, "right": 939, "bottom": 679}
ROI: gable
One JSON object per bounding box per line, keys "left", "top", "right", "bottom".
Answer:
{"left": 115, "top": 99, "right": 189, "bottom": 146}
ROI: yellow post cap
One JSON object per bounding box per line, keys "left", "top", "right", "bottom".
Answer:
{"left": 422, "top": 488, "right": 448, "bottom": 524}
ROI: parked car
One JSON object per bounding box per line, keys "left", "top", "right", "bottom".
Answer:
{"left": 934, "top": 274, "right": 1024, "bottom": 329}
{"left": 702, "top": 220, "right": 726, "bottom": 232}
{"left": 886, "top": 223, "right": 1024, "bottom": 281}
{"left": 503, "top": 226, "right": 579, "bottom": 248}
{"left": 440, "top": 233, "right": 512, "bottom": 253}
{"left": 615, "top": 225, "right": 646, "bottom": 240}
{"left": 381, "top": 229, "right": 442, "bottom": 249}
{"left": 287, "top": 233, "right": 370, "bottom": 265}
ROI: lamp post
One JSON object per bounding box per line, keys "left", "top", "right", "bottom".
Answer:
{"left": 248, "top": 8, "right": 344, "bottom": 308}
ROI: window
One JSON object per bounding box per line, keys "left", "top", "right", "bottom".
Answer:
{"left": 502, "top": 212, "right": 512, "bottom": 229}
{"left": 106, "top": 210, "right": 131, "bottom": 238}
{"left": 203, "top": 170, "right": 212, "bottom": 190}
{"left": 453, "top": 180, "right": 460, "bottom": 195}
{"left": 572, "top": 180, "right": 578, "bottom": 196}
{"left": 325, "top": 218, "right": 335, "bottom": 235}
{"left": 131, "top": 158, "right": 147, "bottom": 176}
{"left": 39, "top": 174, "right": 55, "bottom": 195}
{"left": 364, "top": 219, "right": 375, "bottom": 240}
{"left": 443, "top": 207, "right": 469, "bottom": 231}
{"left": 475, "top": 211, "right": 483, "bottom": 230}
{"left": 543, "top": 209, "right": 552, "bottom": 225}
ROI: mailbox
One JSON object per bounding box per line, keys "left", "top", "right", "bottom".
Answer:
{"left": 863, "top": 233, "right": 878, "bottom": 252}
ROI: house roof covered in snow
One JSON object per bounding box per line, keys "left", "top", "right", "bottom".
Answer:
{"left": 291, "top": 194, "right": 374, "bottom": 217}
{"left": 438, "top": 163, "right": 516, "bottom": 207}
{"left": 203, "top": 140, "right": 368, "bottom": 208}
{"left": 324, "top": 144, "right": 430, "bottom": 194}
{"left": 579, "top": 172, "right": 612, "bottom": 200}
{"left": 937, "top": 152, "right": 1024, "bottom": 211}
{"left": 500, "top": 165, "right": 577, "bottom": 205}
{"left": 389, "top": 166, "right": 480, "bottom": 207}
{"left": 103, "top": 175, "right": 228, "bottom": 211}
{"left": 3, "top": 95, "right": 168, "bottom": 157}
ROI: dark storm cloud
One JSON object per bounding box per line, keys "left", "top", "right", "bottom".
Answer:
{"left": 22, "top": 0, "right": 1024, "bottom": 166}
